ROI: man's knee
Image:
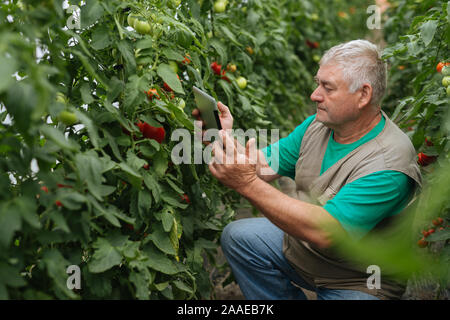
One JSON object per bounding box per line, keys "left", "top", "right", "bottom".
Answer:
{"left": 220, "top": 218, "right": 272, "bottom": 255}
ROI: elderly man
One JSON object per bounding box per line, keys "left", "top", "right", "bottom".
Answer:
{"left": 197, "top": 40, "right": 422, "bottom": 300}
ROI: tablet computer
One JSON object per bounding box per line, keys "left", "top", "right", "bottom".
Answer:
{"left": 193, "top": 86, "right": 222, "bottom": 130}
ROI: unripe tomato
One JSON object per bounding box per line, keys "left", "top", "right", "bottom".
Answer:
{"left": 169, "top": 61, "right": 179, "bottom": 74}
{"left": 177, "top": 98, "right": 186, "bottom": 109}
{"left": 236, "top": 76, "right": 248, "bottom": 89}
{"left": 213, "top": 1, "right": 227, "bottom": 13}
{"left": 227, "top": 63, "right": 237, "bottom": 73}
{"left": 56, "top": 92, "right": 67, "bottom": 104}
{"left": 442, "top": 66, "right": 450, "bottom": 76}
{"left": 169, "top": 0, "right": 181, "bottom": 8}
{"left": 134, "top": 20, "right": 151, "bottom": 35}
{"left": 58, "top": 111, "right": 78, "bottom": 126}
{"left": 442, "top": 76, "right": 450, "bottom": 87}
{"left": 127, "top": 13, "right": 137, "bottom": 27}
{"left": 246, "top": 46, "right": 254, "bottom": 55}
{"left": 313, "top": 54, "right": 321, "bottom": 62}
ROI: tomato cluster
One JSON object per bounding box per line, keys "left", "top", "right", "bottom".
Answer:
{"left": 417, "top": 217, "right": 448, "bottom": 248}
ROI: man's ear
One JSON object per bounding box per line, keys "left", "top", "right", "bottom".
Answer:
{"left": 358, "top": 83, "right": 373, "bottom": 110}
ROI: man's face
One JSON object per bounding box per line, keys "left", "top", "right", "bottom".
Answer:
{"left": 310, "top": 64, "right": 361, "bottom": 128}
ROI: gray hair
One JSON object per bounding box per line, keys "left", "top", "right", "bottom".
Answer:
{"left": 320, "top": 39, "right": 387, "bottom": 108}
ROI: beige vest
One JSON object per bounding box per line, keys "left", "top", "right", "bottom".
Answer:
{"left": 283, "top": 111, "right": 422, "bottom": 300}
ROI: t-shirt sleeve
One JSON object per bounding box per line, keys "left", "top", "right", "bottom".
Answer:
{"left": 261, "top": 114, "right": 316, "bottom": 180}
{"left": 323, "top": 170, "right": 415, "bottom": 240}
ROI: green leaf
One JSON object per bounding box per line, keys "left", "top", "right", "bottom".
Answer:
{"left": 75, "top": 152, "right": 107, "bottom": 201}
{"left": 116, "top": 39, "right": 136, "bottom": 71}
{"left": 129, "top": 271, "right": 150, "bottom": 300}
{"left": 161, "top": 211, "right": 174, "bottom": 232}
{"left": 0, "top": 202, "right": 24, "bottom": 247}
{"left": 80, "top": 83, "right": 95, "bottom": 104}
{"left": 123, "top": 75, "right": 147, "bottom": 114}
{"left": 73, "top": 108, "right": 100, "bottom": 148}
{"left": 157, "top": 64, "right": 184, "bottom": 94}
{"left": 143, "top": 171, "right": 161, "bottom": 204}
{"left": 426, "top": 229, "right": 450, "bottom": 242}
{"left": 209, "top": 39, "right": 227, "bottom": 64}
{"left": 0, "top": 262, "right": 26, "bottom": 288}
{"left": 153, "top": 150, "right": 168, "bottom": 177}
{"left": 219, "top": 25, "right": 242, "bottom": 46}
{"left": 80, "top": 0, "right": 104, "bottom": 28}
{"left": 163, "top": 48, "right": 185, "bottom": 61}
{"left": 161, "top": 193, "right": 188, "bottom": 209}
{"left": 91, "top": 24, "right": 111, "bottom": 50}
{"left": 142, "top": 243, "right": 178, "bottom": 275}
{"left": 151, "top": 223, "right": 176, "bottom": 255}
{"left": 40, "top": 125, "right": 80, "bottom": 152}
{"left": 0, "top": 55, "right": 17, "bottom": 93}
{"left": 126, "top": 150, "right": 146, "bottom": 171}
{"left": 88, "top": 238, "right": 122, "bottom": 273}
{"left": 419, "top": 20, "right": 438, "bottom": 46}
{"left": 138, "top": 189, "right": 152, "bottom": 218}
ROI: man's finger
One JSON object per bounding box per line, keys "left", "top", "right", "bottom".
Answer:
{"left": 212, "top": 140, "right": 225, "bottom": 164}
{"left": 246, "top": 138, "right": 258, "bottom": 164}
{"left": 217, "top": 101, "right": 231, "bottom": 117}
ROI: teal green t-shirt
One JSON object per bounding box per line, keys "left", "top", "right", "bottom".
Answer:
{"left": 262, "top": 114, "right": 415, "bottom": 240}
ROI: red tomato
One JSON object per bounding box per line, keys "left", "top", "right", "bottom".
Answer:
{"left": 436, "top": 62, "right": 450, "bottom": 73}
{"left": 417, "top": 152, "right": 436, "bottom": 166}
{"left": 136, "top": 121, "right": 165, "bottom": 143}
{"left": 210, "top": 62, "right": 222, "bottom": 75}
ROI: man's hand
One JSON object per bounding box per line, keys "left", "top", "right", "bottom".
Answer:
{"left": 192, "top": 101, "right": 233, "bottom": 130}
{"left": 209, "top": 130, "right": 259, "bottom": 194}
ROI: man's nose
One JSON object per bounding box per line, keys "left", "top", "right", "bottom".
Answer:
{"left": 310, "top": 87, "right": 323, "bottom": 102}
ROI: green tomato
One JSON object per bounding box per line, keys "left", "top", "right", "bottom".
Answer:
{"left": 442, "top": 66, "right": 450, "bottom": 76}
{"left": 442, "top": 76, "right": 450, "bottom": 87}
{"left": 56, "top": 92, "right": 67, "bottom": 104}
{"left": 134, "top": 20, "right": 151, "bottom": 35}
{"left": 127, "top": 13, "right": 137, "bottom": 27}
{"left": 311, "top": 13, "right": 319, "bottom": 21}
{"left": 313, "top": 54, "right": 321, "bottom": 62}
{"left": 213, "top": 1, "right": 227, "bottom": 13}
{"left": 169, "top": 61, "right": 179, "bottom": 74}
{"left": 236, "top": 76, "right": 247, "bottom": 89}
{"left": 58, "top": 111, "right": 78, "bottom": 126}
{"left": 169, "top": 0, "right": 181, "bottom": 8}
{"left": 177, "top": 98, "right": 186, "bottom": 109}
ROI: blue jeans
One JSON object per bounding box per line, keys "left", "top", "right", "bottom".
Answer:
{"left": 220, "top": 218, "right": 380, "bottom": 300}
